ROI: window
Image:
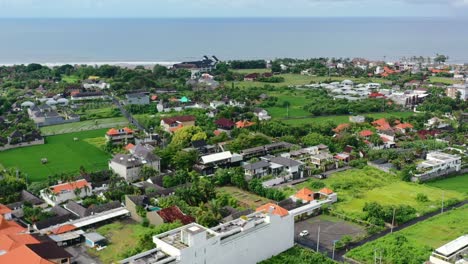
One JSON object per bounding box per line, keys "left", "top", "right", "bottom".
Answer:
{"left": 61, "top": 259, "right": 68, "bottom": 264}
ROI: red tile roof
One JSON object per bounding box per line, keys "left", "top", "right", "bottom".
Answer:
{"left": 256, "top": 203, "right": 289, "bottom": 217}
{"left": 394, "top": 123, "right": 413, "bottom": 130}
{"left": 0, "top": 234, "right": 40, "bottom": 251}
{"left": 0, "top": 216, "right": 26, "bottom": 236}
{"left": 106, "top": 128, "right": 119, "bottom": 136}
{"left": 359, "top": 130, "right": 374, "bottom": 137}
{"left": 319, "top": 188, "right": 334, "bottom": 195}
{"left": 51, "top": 179, "right": 90, "bottom": 194}
{"left": 157, "top": 206, "right": 194, "bottom": 225}
{"left": 236, "top": 120, "right": 255, "bottom": 128}
{"left": 333, "top": 123, "right": 350, "bottom": 133}
{"left": 124, "top": 143, "right": 135, "bottom": 151}
{"left": 372, "top": 118, "right": 391, "bottom": 131}
{"left": 215, "top": 118, "right": 235, "bottom": 128}
{"left": 213, "top": 130, "right": 222, "bottom": 136}
{"left": 0, "top": 244, "right": 55, "bottom": 264}
{"left": 0, "top": 204, "right": 12, "bottom": 215}
{"left": 52, "top": 224, "right": 76, "bottom": 235}
{"left": 294, "top": 188, "right": 314, "bottom": 202}
{"left": 369, "top": 92, "right": 386, "bottom": 98}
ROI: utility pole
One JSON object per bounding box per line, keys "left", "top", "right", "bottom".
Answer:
{"left": 380, "top": 251, "right": 382, "bottom": 264}
{"left": 316, "top": 226, "right": 320, "bottom": 252}
{"left": 332, "top": 240, "right": 338, "bottom": 260}
{"left": 391, "top": 207, "right": 396, "bottom": 233}
{"left": 441, "top": 191, "right": 445, "bottom": 214}
{"left": 374, "top": 248, "right": 377, "bottom": 264}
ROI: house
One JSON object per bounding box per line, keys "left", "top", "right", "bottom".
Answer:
{"left": 6, "top": 190, "right": 46, "bottom": 217}
{"left": 292, "top": 188, "right": 316, "bottom": 203}
{"left": 0, "top": 241, "right": 72, "bottom": 264}
{"left": 414, "top": 152, "right": 462, "bottom": 182}
{"left": 253, "top": 108, "right": 271, "bottom": 121}
{"left": 70, "top": 91, "right": 107, "bottom": 101}
{"left": 426, "top": 117, "right": 450, "bottom": 129}
{"left": 269, "top": 156, "right": 304, "bottom": 179}
{"left": 160, "top": 115, "right": 196, "bottom": 133}
{"left": 236, "top": 120, "right": 255, "bottom": 129}
{"left": 187, "top": 73, "right": 220, "bottom": 90}
{"left": 360, "top": 130, "right": 374, "bottom": 138}
{"left": 349, "top": 115, "right": 365, "bottom": 123}
{"left": 173, "top": 56, "right": 218, "bottom": 72}
{"left": 446, "top": 84, "right": 468, "bottom": 100}
{"left": 109, "top": 144, "right": 161, "bottom": 182}
{"left": 64, "top": 200, "right": 122, "bottom": 218}
{"left": 133, "top": 203, "right": 294, "bottom": 264}
{"left": 242, "top": 160, "right": 271, "bottom": 180}
{"left": 428, "top": 235, "right": 468, "bottom": 264}
{"left": 28, "top": 105, "right": 80, "bottom": 127}
{"left": 196, "top": 151, "right": 243, "bottom": 175}
{"left": 244, "top": 73, "right": 260, "bottom": 81}
{"left": 105, "top": 127, "right": 134, "bottom": 145}
{"left": 394, "top": 123, "right": 414, "bottom": 134}
{"left": 333, "top": 123, "right": 350, "bottom": 134}
{"left": 125, "top": 195, "right": 193, "bottom": 226}
{"left": 83, "top": 79, "right": 110, "bottom": 90}
{"left": 41, "top": 179, "right": 92, "bottom": 206}
{"left": 215, "top": 118, "right": 235, "bottom": 130}
{"left": 84, "top": 232, "right": 107, "bottom": 248}
{"left": 126, "top": 92, "right": 150, "bottom": 105}
{"left": 310, "top": 152, "right": 334, "bottom": 170}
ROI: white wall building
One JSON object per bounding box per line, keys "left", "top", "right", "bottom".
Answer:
{"left": 429, "top": 235, "right": 468, "bottom": 264}
{"left": 40, "top": 179, "right": 92, "bottom": 206}
{"left": 147, "top": 209, "right": 294, "bottom": 264}
{"left": 414, "top": 152, "right": 462, "bottom": 182}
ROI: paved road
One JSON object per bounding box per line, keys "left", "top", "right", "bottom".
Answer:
{"left": 272, "top": 166, "right": 351, "bottom": 188}
{"left": 296, "top": 200, "right": 468, "bottom": 262}
{"left": 111, "top": 97, "right": 147, "bottom": 133}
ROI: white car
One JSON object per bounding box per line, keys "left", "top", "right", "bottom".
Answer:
{"left": 299, "top": 230, "right": 309, "bottom": 237}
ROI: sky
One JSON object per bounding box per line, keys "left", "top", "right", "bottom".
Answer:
{"left": 0, "top": 0, "right": 467, "bottom": 18}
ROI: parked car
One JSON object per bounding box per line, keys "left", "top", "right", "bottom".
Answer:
{"left": 314, "top": 174, "right": 327, "bottom": 179}
{"left": 299, "top": 230, "right": 309, "bottom": 237}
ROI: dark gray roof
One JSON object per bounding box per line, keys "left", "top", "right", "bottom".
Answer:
{"left": 27, "top": 242, "right": 73, "bottom": 259}
{"left": 66, "top": 200, "right": 122, "bottom": 218}
{"left": 51, "top": 205, "right": 71, "bottom": 217}
{"left": 21, "top": 190, "right": 44, "bottom": 205}
{"left": 242, "top": 160, "right": 270, "bottom": 170}
{"left": 133, "top": 144, "right": 160, "bottom": 162}
{"left": 111, "top": 154, "right": 143, "bottom": 167}
{"left": 126, "top": 92, "right": 149, "bottom": 99}
{"left": 126, "top": 195, "right": 149, "bottom": 207}
{"left": 270, "top": 156, "right": 303, "bottom": 167}
{"left": 34, "top": 214, "right": 77, "bottom": 230}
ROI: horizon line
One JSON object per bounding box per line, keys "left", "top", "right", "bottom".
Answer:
{"left": 0, "top": 15, "right": 464, "bottom": 19}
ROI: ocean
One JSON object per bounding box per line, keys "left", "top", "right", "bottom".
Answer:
{"left": 0, "top": 17, "right": 467, "bottom": 64}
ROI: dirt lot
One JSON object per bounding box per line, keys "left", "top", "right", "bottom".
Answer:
{"left": 295, "top": 214, "right": 367, "bottom": 251}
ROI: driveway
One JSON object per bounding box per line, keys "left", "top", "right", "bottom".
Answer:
{"left": 66, "top": 244, "right": 101, "bottom": 264}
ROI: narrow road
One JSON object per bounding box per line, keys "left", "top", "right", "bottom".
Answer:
{"left": 296, "top": 200, "right": 468, "bottom": 262}
{"left": 111, "top": 97, "right": 147, "bottom": 133}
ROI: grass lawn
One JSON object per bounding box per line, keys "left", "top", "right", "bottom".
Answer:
{"left": 217, "top": 186, "right": 272, "bottom": 209}
{"left": 227, "top": 74, "right": 385, "bottom": 89}
{"left": 0, "top": 129, "right": 111, "bottom": 181}
{"left": 87, "top": 221, "right": 151, "bottom": 264}
{"left": 346, "top": 204, "right": 468, "bottom": 263}
{"left": 40, "top": 117, "right": 128, "bottom": 135}
{"left": 61, "top": 74, "right": 81, "bottom": 83}
{"left": 282, "top": 167, "right": 465, "bottom": 220}
{"left": 426, "top": 173, "right": 468, "bottom": 194}
{"left": 280, "top": 111, "right": 415, "bottom": 126}
{"left": 428, "top": 76, "right": 461, "bottom": 85}
{"left": 231, "top": 68, "right": 271, "bottom": 74}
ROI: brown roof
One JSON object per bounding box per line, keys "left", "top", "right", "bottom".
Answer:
{"left": 157, "top": 206, "right": 194, "bottom": 225}
{"left": 161, "top": 115, "right": 195, "bottom": 125}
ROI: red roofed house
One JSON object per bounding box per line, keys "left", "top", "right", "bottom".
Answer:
{"left": 359, "top": 130, "right": 374, "bottom": 138}
{"left": 292, "top": 188, "right": 316, "bottom": 203}
{"left": 215, "top": 118, "right": 236, "bottom": 130}
{"left": 105, "top": 127, "right": 135, "bottom": 145}
{"left": 52, "top": 224, "right": 77, "bottom": 235}
{"left": 244, "top": 73, "right": 260, "bottom": 81}
{"left": 256, "top": 203, "right": 289, "bottom": 217}
{"left": 372, "top": 118, "right": 391, "bottom": 131}
{"left": 394, "top": 123, "right": 414, "bottom": 134}
{"left": 124, "top": 143, "right": 135, "bottom": 151}
{"left": 369, "top": 92, "right": 386, "bottom": 99}
{"left": 333, "top": 123, "right": 350, "bottom": 133}
{"left": 41, "top": 179, "right": 92, "bottom": 206}
{"left": 319, "top": 188, "right": 337, "bottom": 202}
{"left": 0, "top": 204, "right": 13, "bottom": 220}
{"left": 161, "top": 115, "right": 196, "bottom": 133}
{"left": 236, "top": 120, "right": 255, "bottom": 129}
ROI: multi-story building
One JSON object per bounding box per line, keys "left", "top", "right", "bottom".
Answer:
{"left": 105, "top": 127, "right": 134, "bottom": 145}
{"left": 160, "top": 115, "right": 196, "bottom": 133}
{"left": 429, "top": 235, "right": 468, "bottom": 264}
{"left": 40, "top": 179, "right": 92, "bottom": 206}
{"left": 109, "top": 144, "right": 161, "bottom": 182}
{"left": 414, "top": 152, "right": 462, "bottom": 182}
{"left": 120, "top": 204, "right": 294, "bottom": 264}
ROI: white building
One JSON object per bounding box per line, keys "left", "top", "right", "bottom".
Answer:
{"left": 40, "top": 179, "right": 92, "bottom": 206}
{"left": 109, "top": 144, "right": 161, "bottom": 182}
{"left": 135, "top": 206, "right": 294, "bottom": 264}
{"left": 429, "top": 235, "right": 468, "bottom": 264}
{"left": 253, "top": 108, "right": 271, "bottom": 121}
{"left": 414, "top": 152, "right": 462, "bottom": 182}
